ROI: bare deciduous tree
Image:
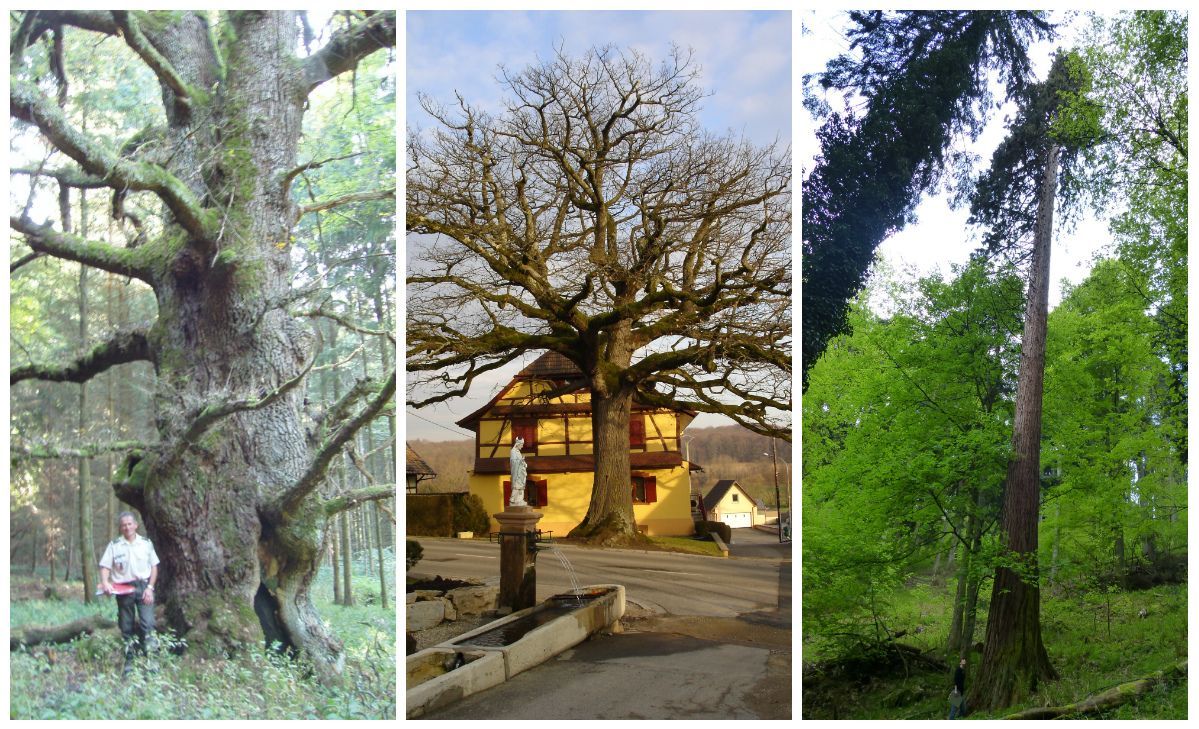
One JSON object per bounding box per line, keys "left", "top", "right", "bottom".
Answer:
{"left": 407, "top": 46, "right": 791, "bottom": 544}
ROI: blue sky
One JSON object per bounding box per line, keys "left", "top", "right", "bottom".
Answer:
{"left": 406, "top": 10, "right": 791, "bottom": 147}
{"left": 405, "top": 9, "right": 792, "bottom": 441}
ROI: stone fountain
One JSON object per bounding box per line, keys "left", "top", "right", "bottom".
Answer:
{"left": 494, "top": 437, "right": 542, "bottom": 611}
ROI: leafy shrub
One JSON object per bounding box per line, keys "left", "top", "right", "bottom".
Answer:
{"left": 406, "top": 494, "right": 454, "bottom": 536}
{"left": 406, "top": 540, "right": 423, "bottom": 570}
{"left": 452, "top": 493, "right": 490, "bottom": 535}
{"left": 694, "top": 520, "right": 731, "bottom": 544}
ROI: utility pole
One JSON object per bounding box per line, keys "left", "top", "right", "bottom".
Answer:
{"left": 770, "top": 438, "right": 783, "bottom": 544}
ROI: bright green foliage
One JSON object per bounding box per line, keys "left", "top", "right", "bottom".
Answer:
{"left": 1041, "top": 260, "right": 1186, "bottom": 585}
{"left": 802, "top": 259, "right": 1024, "bottom": 652}
{"left": 1075, "top": 11, "right": 1187, "bottom": 460}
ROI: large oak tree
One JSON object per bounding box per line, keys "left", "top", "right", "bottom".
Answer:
{"left": 10, "top": 10, "right": 396, "bottom": 681}
{"left": 407, "top": 47, "right": 790, "bottom": 544}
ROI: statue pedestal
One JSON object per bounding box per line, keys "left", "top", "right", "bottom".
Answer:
{"left": 494, "top": 506, "right": 543, "bottom": 612}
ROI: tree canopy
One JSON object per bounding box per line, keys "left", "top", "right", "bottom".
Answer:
{"left": 802, "top": 10, "right": 1053, "bottom": 389}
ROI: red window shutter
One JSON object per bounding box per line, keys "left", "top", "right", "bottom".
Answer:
{"left": 630, "top": 416, "right": 645, "bottom": 448}
{"left": 645, "top": 476, "right": 657, "bottom": 503}
{"left": 503, "top": 480, "right": 511, "bottom": 506}
{"left": 537, "top": 480, "right": 549, "bottom": 507}
{"left": 513, "top": 419, "right": 537, "bottom": 449}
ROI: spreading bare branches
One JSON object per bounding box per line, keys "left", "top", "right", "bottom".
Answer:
{"left": 407, "top": 45, "right": 792, "bottom": 436}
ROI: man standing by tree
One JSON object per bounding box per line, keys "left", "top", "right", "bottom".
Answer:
{"left": 99, "top": 512, "right": 160, "bottom": 674}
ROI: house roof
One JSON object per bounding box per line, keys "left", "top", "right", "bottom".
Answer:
{"left": 516, "top": 351, "right": 583, "bottom": 379}
{"left": 406, "top": 443, "right": 436, "bottom": 477}
{"left": 703, "top": 479, "right": 760, "bottom": 511}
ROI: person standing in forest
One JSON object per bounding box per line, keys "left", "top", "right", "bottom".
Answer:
{"left": 949, "top": 657, "right": 968, "bottom": 718}
{"left": 99, "top": 512, "right": 160, "bottom": 674}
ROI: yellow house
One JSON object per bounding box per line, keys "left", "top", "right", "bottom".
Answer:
{"left": 703, "top": 479, "right": 760, "bottom": 529}
{"left": 457, "top": 352, "right": 699, "bottom": 537}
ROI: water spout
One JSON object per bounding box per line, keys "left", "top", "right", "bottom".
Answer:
{"left": 547, "top": 544, "right": 582, "bottom": 601}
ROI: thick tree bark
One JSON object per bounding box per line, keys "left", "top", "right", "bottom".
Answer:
{"left": 569, "top": 325, "right": 642, "bottom": 544}
{"left": 971, "top": 144, "right": 1061, "bottom": 711}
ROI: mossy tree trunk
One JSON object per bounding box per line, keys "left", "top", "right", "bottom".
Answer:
{"left": 10, "top": 10, "right": 395, "bottom": 683}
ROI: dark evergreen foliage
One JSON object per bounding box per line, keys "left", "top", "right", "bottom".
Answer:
{"left": 802, "top": 11, "right": 1053, "bottom": 389}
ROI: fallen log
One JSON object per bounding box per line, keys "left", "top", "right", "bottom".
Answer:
{"left": 1003, "top": 660, "right": 1187, "bottom": 719}
{"left": 10, "top": 614, "right": 117, "bottom": 650}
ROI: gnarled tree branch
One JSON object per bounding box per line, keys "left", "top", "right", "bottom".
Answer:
{"left": 11, "top": 80, "right": 212, "bottom": 238}
{"left": 302, "top": 11, "right": 396, "bottom": 92}
{"left": 112, "top": 11, "right": 194, "bottom": 114}
{"left": 323, "top": 485, "right": 395, "bottom": 517}
{"left": 11, "top": 440, "right": 151, "bottom": 461}
{"left": 278, "top": 370, "right": 396, "bottom": 516}
{"left": 297, "top": 187, "right": 395, "bottom": 220}
{"left": 11, "top": 217, "right": 154, "bottom": 281}
{"left": 11, "top": 328, "right": 152, "bottom": 385}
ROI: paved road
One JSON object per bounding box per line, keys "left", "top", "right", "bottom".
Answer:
{"left": 727, "top": 526, "right": 793, "bottom": 559}
{"left": 411, "top": 536, "right": 789, "bottom": 618}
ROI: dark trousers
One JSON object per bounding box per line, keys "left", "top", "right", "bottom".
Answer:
{"left": 116, "top": 580, "right": 156, "bottom": 658}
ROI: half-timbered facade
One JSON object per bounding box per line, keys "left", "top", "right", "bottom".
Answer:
{"left": 457, "top": 352, "right": 699, "bottom": 537}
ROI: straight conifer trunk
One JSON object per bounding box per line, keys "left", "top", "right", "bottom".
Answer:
{"left": 971, "top": 143, "right": 1061, "bottom": 710}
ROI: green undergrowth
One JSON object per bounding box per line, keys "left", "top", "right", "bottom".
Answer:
{"left": 10, "top": 561, "right": 396, "bottom": 720}
{"left": 803, "top": 580, "right": 1186, "bottom": 720}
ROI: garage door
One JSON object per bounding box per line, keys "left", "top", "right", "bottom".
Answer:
{"left": 721, "top": 512, "right": 752, "bottom": 528}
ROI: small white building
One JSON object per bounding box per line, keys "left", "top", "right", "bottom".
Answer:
{"left": 702, "top": 479, "right": 760, "bottom": 529}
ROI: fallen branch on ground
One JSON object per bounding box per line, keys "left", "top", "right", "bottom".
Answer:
{"left": 10, "top": 614, "right": 117, "bottom": 650}
{"left": 1002, "top": 660, "right": 1187, "bottom": 719}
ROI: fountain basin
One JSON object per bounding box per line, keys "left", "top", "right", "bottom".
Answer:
{"left": 405, "top": 648, "right": 505, "bottom": 718}
{"left": 448, "top": 584, "right": 624, "bottom": 679}
{"left": 405, "top": 584, "right": 625, "bottom": 717}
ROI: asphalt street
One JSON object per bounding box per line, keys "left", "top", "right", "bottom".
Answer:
{"left": 411, "top": 528, "right": 791, "bottom": 618}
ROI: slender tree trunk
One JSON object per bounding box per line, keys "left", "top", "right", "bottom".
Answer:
{"left": 331, "top": 520, "right": 342, "bottom": 605}
{"left": 374, "top": 501, "right": 387, "bottom": 608}
{"left": 77, "top": 187, "right": 96, "bottom": 604}
{"left": 971, "top": 143, "right": 1060, "bottom": 711}
{"left": 947, "top": 538, "right": 970, "bottom": 656}
{"left": 340, "top": 505, "right": 354, "bottom": 607}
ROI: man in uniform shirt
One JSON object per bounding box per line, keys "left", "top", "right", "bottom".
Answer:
{"left": 99, "top": 511, "right": 160, "bottom": 673}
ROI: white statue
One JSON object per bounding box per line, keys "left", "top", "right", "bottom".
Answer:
{"left": 509, "top": 436, "right": 528, "bottom": 507}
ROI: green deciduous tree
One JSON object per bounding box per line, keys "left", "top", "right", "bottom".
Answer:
{"left": 803, "top": 258, "right": 1022, "bottom": 658}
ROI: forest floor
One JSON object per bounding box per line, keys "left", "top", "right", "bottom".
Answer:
{"left": 802, "top": 579, "right": 1187, "bottom": 720}
{"left": 8, "top": 561, "right": 396, "bottom": 720}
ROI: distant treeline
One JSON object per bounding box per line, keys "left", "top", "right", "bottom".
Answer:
{"left": 408, "top": 424, "right": 793, "bottom": 509}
